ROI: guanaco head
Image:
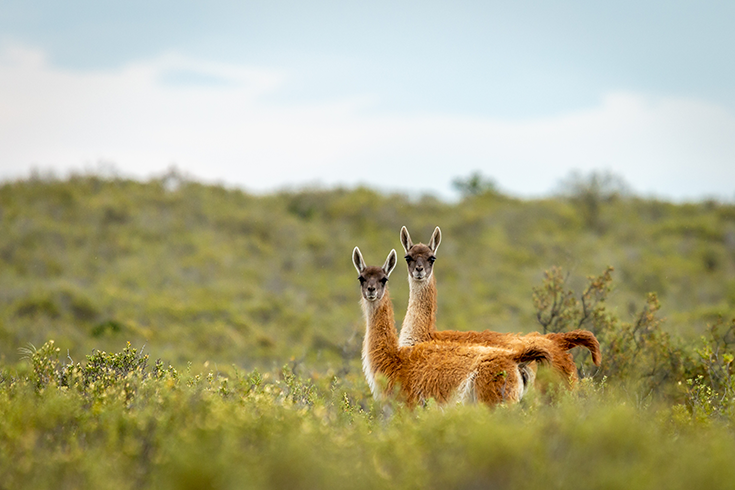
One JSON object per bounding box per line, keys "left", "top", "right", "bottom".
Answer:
{"left": 400, "top": 226, "right": 441, "bottom": 282}
{"left": 353, "top": 247, "right": 398, "bottom": 302}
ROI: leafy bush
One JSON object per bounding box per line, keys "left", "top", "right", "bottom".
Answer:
{"left": 685, "top": 318, "right": 735, "bottom": 419}
{"left": 533, "top": 266, "right": 684, "bottom": 397}
{"left": 2, "top": 342, "right": 735, "bottom": 490}
{"left": 19, "top": 340, "right": 178, "bottom": 406}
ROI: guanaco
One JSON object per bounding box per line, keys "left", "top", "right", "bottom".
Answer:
{"left": 398, "top": 226, "right": 601, "bottom": 383}
{"left": 353, "top": 246, "right": 551, "bottom": 407}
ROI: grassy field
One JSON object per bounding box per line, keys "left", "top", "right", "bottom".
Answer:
{"left": 1, "top": 171, "right": 734, "bottom": 489}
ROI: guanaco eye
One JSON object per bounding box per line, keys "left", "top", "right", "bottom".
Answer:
{"left": 428, "top": 256, "right": 436, "bottom": 264}
{"left": 358, "top": 276, "right": 366, "bottom": 284}
{"left": 380, "top": 277, "right": 388, "bottom": 285}
{"left": 404, "top": 255, "right": 413, "bottom": 263}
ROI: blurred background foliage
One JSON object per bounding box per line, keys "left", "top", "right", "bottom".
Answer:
{"left": 1, "top": 169, "right": 733, "bottom": 372}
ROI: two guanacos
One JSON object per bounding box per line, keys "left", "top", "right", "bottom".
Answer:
{"left": 352, "top": 226, "right": 601, "bottom": 409}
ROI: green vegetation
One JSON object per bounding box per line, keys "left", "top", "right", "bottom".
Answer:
{"left": 1, "top": 170, "right": 734, "bottom": 488}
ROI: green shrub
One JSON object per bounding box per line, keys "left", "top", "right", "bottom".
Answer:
{"left": 2, "top": 342, "right": 735, "bottom": 490}
{"left": 532, "top": 266, "right": 684, "bottom": 395}
{"left": 685, "top": 318, "right": 735, "bottom": 420}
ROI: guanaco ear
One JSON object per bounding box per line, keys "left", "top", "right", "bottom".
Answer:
{"left": 400, "top": 226, "right": 413, "bottom": 253}
{"left": 383, "top": 249, "right": 398, "bottom": 277}
{"left": 352, "top": 247, "right": 366, "bottom": 274}
{"left": 428, "top": 226, "right": 442, "bottom": 253}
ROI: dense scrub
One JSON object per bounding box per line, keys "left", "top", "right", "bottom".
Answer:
{"left": 1, "top": 335, "right": 734, "bottom": 490}
{"left": 1, "top": 172, "right": 735, "bottom": 488}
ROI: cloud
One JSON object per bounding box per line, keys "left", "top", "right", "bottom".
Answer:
{"left": 1, "top": 44, "right": 734, "bottom": 200}
{"left": 350, "top": 93, "right": 735, "bottom": 199}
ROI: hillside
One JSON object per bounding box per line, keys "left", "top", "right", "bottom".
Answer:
{"left": 2, "top": 171, "right": 735, "bottom": 489}
{"left": 1, "top": 171, "right": 733, "bottom": 369}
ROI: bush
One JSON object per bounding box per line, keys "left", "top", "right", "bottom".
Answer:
{"left": 2, "top": 343, "right": 735, "bottom": 489}
{"left": 532, "top": 266, "right": 683, "bottom": 395}
{"left": 20, "top": 340, "right": 178, "bottom": 404}
{"left": 685, "top": 318, "right": 735, "bottom": 420}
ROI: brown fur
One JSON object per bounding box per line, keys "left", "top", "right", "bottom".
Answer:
{"left": 399, "top": 226, "right": 601, "bottom": 384}
{"left": 354, "top": 247, "right": 551, "bottom": 407}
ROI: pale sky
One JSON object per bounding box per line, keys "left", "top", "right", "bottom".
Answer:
{"left": 1, "top": 1, "right": 734, "bottom": 200}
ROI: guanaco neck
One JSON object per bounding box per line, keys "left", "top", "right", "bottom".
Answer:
{"left": 361, "top": 289, "right": 400, "bottom": 399}
{"left": 398, "top": 274, "right": 437, "bottom": 347}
